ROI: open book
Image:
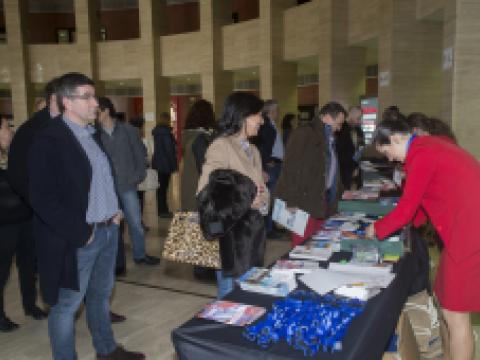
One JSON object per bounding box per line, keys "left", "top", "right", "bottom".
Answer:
{"left": 272, "top": 198, "right": 309, "bottom": 236}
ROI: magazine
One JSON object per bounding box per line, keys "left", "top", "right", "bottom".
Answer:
{"left": 196, "top": 300, "right": 266, "bottom": 326}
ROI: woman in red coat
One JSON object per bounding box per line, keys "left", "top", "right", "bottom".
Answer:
{"left": 366, "top": 119, "right": 480, "bottom": 360}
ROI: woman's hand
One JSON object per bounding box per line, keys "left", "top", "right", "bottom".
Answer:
{"left": 365, "top": 223, "right": 376, "bottom": 239}
{"left": 0, "top": 118, "right": 13, "bottom": 152}
{"left": 251, "top": 184, "right": 266, "bottom": 210}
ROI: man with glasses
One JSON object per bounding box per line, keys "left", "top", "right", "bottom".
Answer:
{"left": 28, "top": 73, "right": 144, "bottom": 359}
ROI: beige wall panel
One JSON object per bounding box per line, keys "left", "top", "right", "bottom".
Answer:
{"left": 348, "top": 0, "right": 379, "bottom": 45}
{"left": 222, "top": 20, "right": 260, "bottom": 70}
{"left": 97, "top": 40, "right": 142, "bottom": 80}
{"left": 451, "top": 1, "right": 480, "bottom": 157}
{"left": 416, "top": 0, "right": 444, "bottom": 20}
{"left": 160, "top": 32, "right": 204, "bottom": 76}
{"left": 284, "top": 1, "right": 320, "bottom": 60}
{"left": 0, "top": 45, "right": 10, "bottom": 82}
{"left": 29, "top": 44, "right": 91, "bottom": 83}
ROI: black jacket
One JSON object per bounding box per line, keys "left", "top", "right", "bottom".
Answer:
{"left": 197, "top": 169, "right": 266, "bottom": 277}
{"left": 28, "top": 119, "right": 111, "bottom": 305}
{"left": 0, "top": 168, "right": 31, "bottom": 225}
{"left": 151, "top": 125, "right": 178, "bottom": 174}
{"left": 252, "top": 116, "right": 276, "bottom": 168}
{"left": 7, "top": 107, "right": 53, "bottom": 203}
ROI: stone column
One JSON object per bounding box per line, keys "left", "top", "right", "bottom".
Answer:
{"left": 377, "top": 0, "right": 443, "bottom": 118}
{"left": 73, "top": 0, "right": 99, "bottom": 79}
{"left": 317, "top": 0, "right": 366, "bottom": 108}
{"left": 259, "top": 0, "right": 297, "bottom": 121}
{"left": 199, "top": 0, "right": 234, "bottom": 116}
{"left": 443, "top": 0, "right": 480, "bottom": 157}
{"left": 4, "top": 0, "right": 34, "bottom": 125}
{"left": 139, "top": 0, "right": 170, "bottom": 132}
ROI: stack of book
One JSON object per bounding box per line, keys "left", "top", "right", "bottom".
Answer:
{"left": 237, "top": 267, "right": 297, "bottom": 297}
{"left": 289, "top": 239, "right": 336, "bottom": 261}
{"left": 271, "top": 259, "right": 319, "bottom": 274}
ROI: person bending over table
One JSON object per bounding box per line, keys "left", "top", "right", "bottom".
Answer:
{"left": 197, "top": 92, "right": 269, "bottom": 299}
{"left": 365, "top": 119, "right": 480, "bottom": 360}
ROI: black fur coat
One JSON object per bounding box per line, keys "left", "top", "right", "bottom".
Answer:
{"left": 197, "top": 169, "right": 266, "bottom": 277}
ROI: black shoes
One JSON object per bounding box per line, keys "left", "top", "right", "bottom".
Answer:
{"left": 97, "top": 345, "right": 145, "bottom": 360}
{"left": 25, "top": 306, "right": 48, "bottom": 320}
{"left": 134, "top": 254, "right": 160, "bottom": 265}
{"left": 0, "top": 315, "right": 19, "bottom": 332}
{"left": 115, "top": 267, "right": 127, "bottom": 277}
{"left": 158, "top": 212, "right": 173, "bottom": 219}
{"left": 110, "top": 311, "right": 126, "bottom": 324}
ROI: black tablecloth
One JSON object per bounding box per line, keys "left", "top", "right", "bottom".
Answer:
{"left": 172, "top": 248, "right": 418, "bottom": 360}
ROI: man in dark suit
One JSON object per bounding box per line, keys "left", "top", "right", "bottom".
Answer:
{"left": 28, "top": 73, "right": 144, "bottom": 360}
{"left": 5, "top": 79, "right": 61, "bottom": 324}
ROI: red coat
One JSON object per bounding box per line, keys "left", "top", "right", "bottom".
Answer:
{"left": 374, "top": 136, "right": 480, "bottom": 311}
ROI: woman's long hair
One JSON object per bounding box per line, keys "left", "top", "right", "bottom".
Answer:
{"left": 217, "top": 92, "right": 263, "bottom": 137}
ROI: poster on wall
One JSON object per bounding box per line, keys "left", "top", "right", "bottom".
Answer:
{"left": 360, "top": 98, "right": 378, "bottom": 145}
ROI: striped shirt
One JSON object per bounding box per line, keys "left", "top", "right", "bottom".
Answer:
{"left": 63, "top": 117, "right": 119, "bottom": 223}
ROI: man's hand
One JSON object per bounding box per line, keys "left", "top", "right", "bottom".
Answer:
{"left": 365, "top": 223, "right": 376, "bottom": 239}
{"left": 112, "top": 211, "right": 123, "bottom": 225}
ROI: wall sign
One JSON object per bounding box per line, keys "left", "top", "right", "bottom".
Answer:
{"left": 379, "top": 71, "right": 391, "bottom": 87}
{"left": 443, "top": 47, "right": 453, "bottom": 70}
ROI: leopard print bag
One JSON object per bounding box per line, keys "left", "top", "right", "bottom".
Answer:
{"left": 162, "top": 211, "right": 221, "bottom": 269}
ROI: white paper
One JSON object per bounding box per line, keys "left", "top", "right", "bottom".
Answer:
{"left": 272, "top": 198, "right": 309, "bottom": 236}
{"left": 299, "top": 268, "right": 395, "bottom": 295}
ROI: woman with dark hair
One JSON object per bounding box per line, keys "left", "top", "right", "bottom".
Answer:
{"left": 181, "top": 99, "right": 216, "bottom": 212}
{"left": 197, "top": 92, "right": 268, "bottom": 298}
{"left": 281, "top": 113, "right": 295, "bottom": 145}
{"left": 181, "top": 100, "right": 216, "bottom": 280}
{"left": 406, "top": 112, "right": 457, "bottom": 143}
{"left": 366, "top": 119, "right": 480, "bottom": 360}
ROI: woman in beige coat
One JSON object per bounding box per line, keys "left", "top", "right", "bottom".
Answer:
{"left": 197, "top": 92, "right": 268, "bottom": 298}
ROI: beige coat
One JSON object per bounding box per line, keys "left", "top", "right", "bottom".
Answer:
{"left": 197, "top": 135, "right": 268, "bottom": 206}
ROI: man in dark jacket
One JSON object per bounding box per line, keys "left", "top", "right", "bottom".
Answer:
{"left": 4, "top": 79, "right": 61, "bottom": 324}
{"left": 252, "top": 100, "right": 284, "bottom": 239}
{"left": 151, "top": 112, "right": 178, "bottom": 218}
{"left": 336, "top": 106, "right": 364, "bottom": 190}
{"left": 275, "top": 102, "right": 346, "bottom": 246}
{"left": 28, "top": 72, "right": 144, "bottom": 360}
{"left": 96, "top": 97, "right": 159, "bottom": 266}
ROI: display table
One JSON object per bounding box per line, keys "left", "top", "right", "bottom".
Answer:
{"left": 172, "top": 249, "right": 419, "bottom": 360}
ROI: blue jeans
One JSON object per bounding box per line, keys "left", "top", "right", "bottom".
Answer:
{"left": 118, "top": 189, "right": 146, "bottom": 260}
{"left": 216, "top": 270, "right": 235, "bottom": 299}
{"left": 48, "top": 224, "right": 118, "bottom": 359}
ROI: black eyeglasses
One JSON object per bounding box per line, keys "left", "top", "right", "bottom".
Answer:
{"left": 68, "top": 93, "right": 98, "bottom": 101}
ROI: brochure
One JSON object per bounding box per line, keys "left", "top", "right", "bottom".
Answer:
{"left": 196, "top": 300, "right": 266, "bottom": 326}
